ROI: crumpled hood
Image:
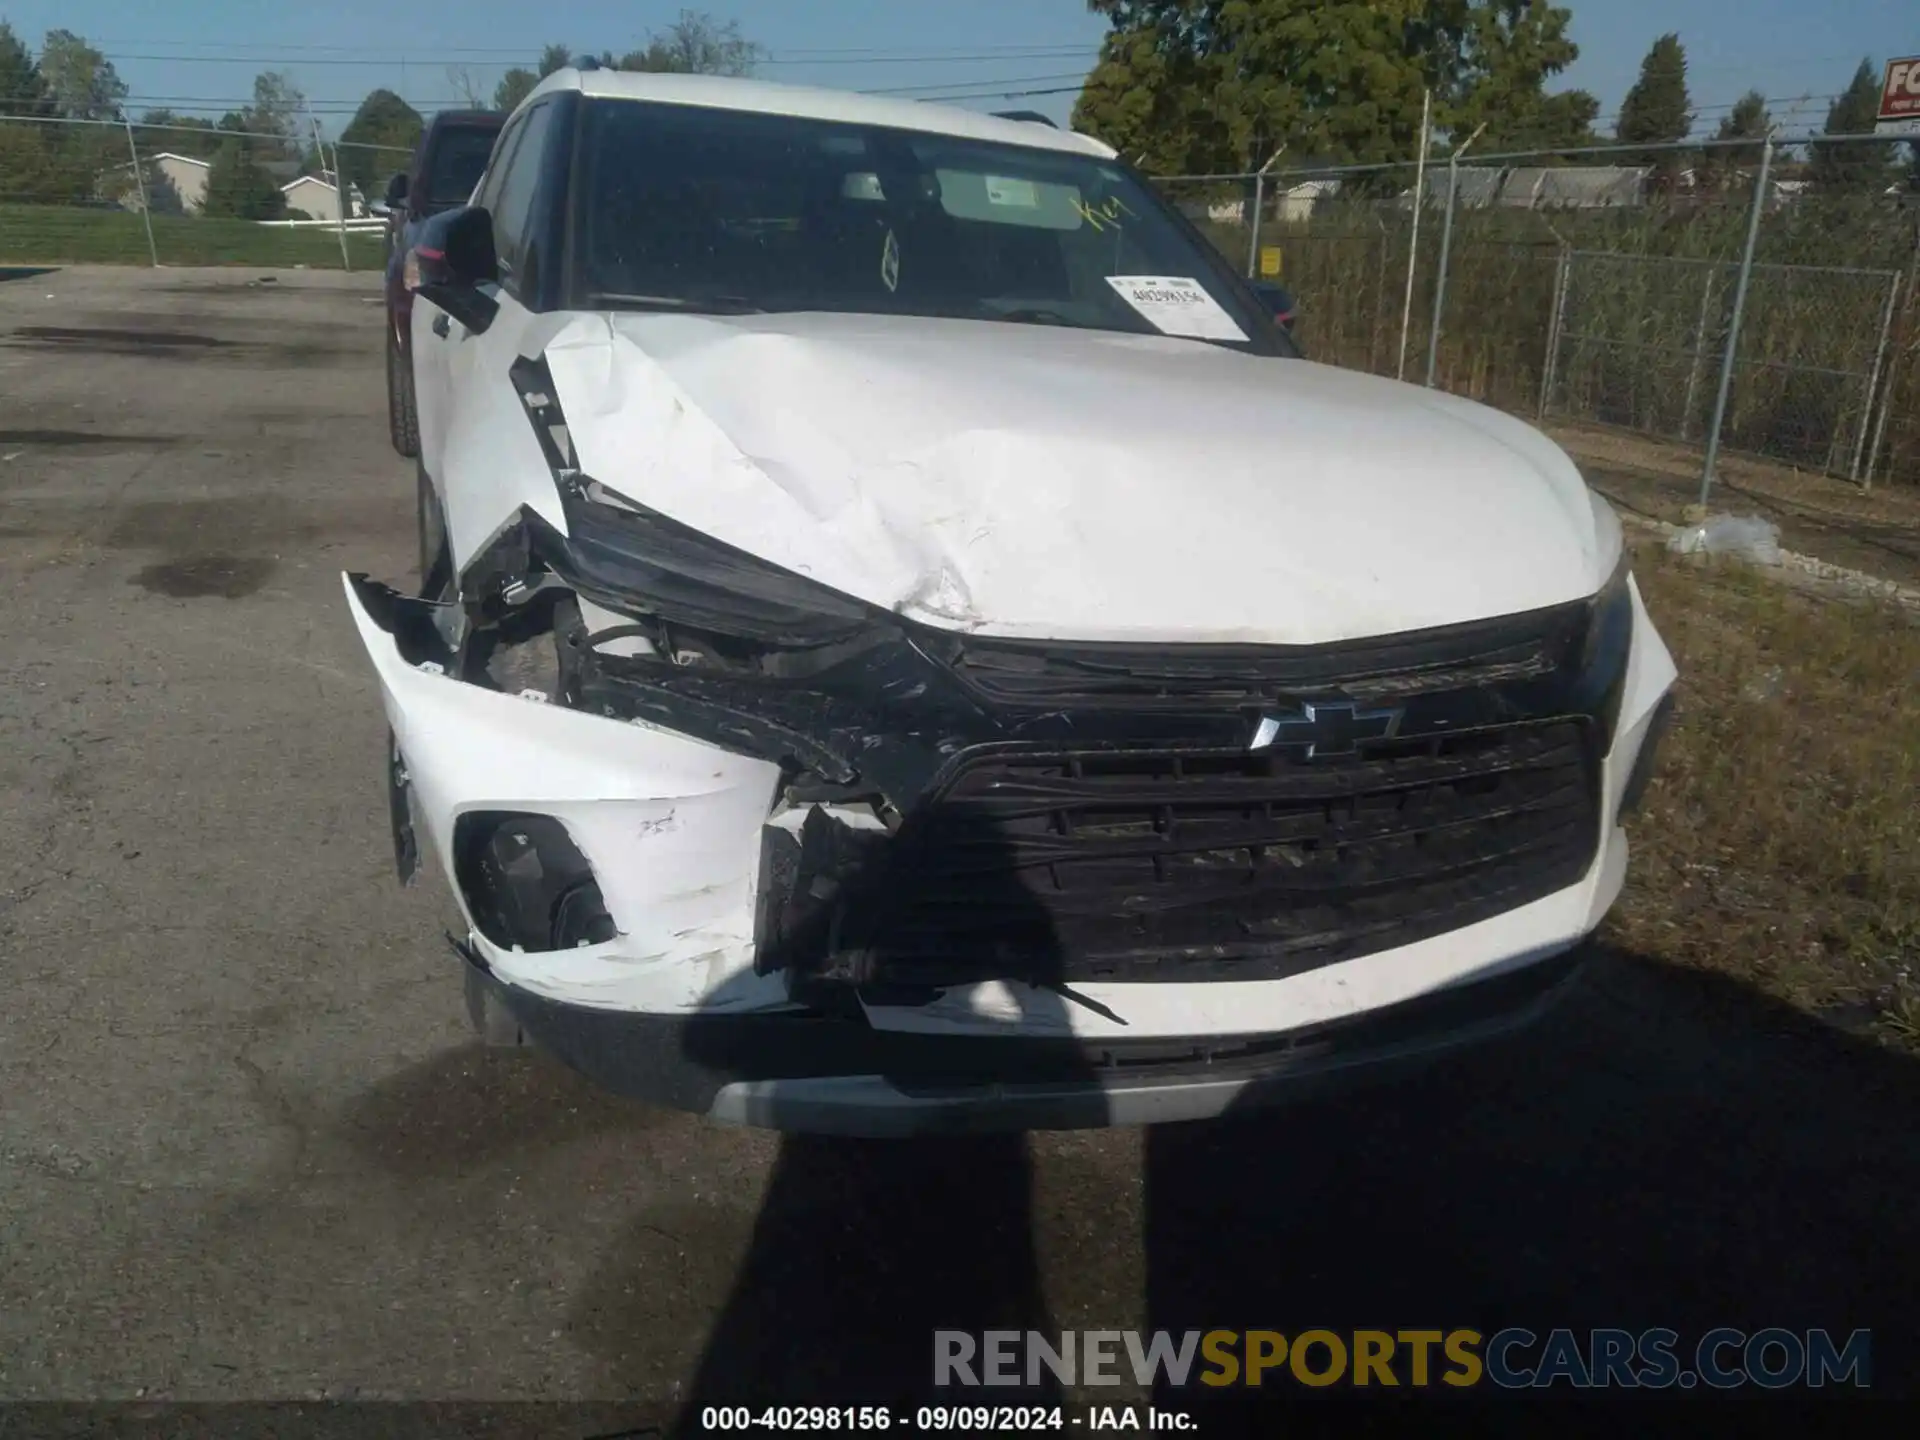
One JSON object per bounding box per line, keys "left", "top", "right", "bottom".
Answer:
{"left": 542, "top": 310, "right": 1609, "bottom": 644}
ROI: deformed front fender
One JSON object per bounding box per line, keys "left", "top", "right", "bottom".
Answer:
{"left": 343, "top": 573, "right": 789, "bottom": 1012}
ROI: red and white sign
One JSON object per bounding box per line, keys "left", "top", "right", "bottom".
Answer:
{"left": 1880, "top": 56, "right": 1920, "bottom": 135}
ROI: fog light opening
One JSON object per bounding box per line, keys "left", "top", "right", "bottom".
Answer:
{"left": 453, "top": 811, "right": 617, "bottom": 953}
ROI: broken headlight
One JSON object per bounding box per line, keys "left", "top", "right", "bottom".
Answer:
{"left": 549, "top": 479, "right": 875, "bottom": 648}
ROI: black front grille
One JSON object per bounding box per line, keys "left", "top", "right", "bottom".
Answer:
{"left": 941, "top": 602, "right": 1589, "bottom": 710}
{"left": 839, "top": 721, "right": 1601, "bottom": 985}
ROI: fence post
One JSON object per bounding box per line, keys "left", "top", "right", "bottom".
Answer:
{"left": 1678, "top": 264, "right": 1719, "bottom": 441}
{"left": 1423, "top": 157, "right": 1459, "bottom": 387}
{"left": 1851, "top": 270, "right": 1900, "bottom": 486}
{"left": 326, "top": 130, "right": 352, "bottom": 273}
{"left": 1537, "top": 246, "right": 1572, "bottom": 421}
{"left": 122, "top": 117, "right": 159, "bottom": 268}
{"left": 1397, "top": 88, "right": 1432, "bottom": 381}
{"left": 1424, "top": 125, "right": 1484, "bottom": 389}
{"left": 1698, "top": 135, "right": 1773, "bottom": 509}
{"left": 1245, "top": 171, "right": 1265, "bottom": 279}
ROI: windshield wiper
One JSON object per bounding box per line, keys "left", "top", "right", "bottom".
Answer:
{"left": 589, "top": 292, "right": 766, "bottom": 315}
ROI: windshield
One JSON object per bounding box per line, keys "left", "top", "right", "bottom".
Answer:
{"left": 424, "top": 126, "right": 500, "bottom": 207}
{"left": 570, "top": 99, "right": 1287, "bottom": 353}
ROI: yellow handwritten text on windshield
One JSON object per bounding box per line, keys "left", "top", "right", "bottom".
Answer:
{"left": 1072, "top": 195, "right": 1139, "bottom": 232}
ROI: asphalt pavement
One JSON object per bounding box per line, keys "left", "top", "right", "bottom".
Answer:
{"left": 2, "top": 268, "right": 1916, "bottom": 1431}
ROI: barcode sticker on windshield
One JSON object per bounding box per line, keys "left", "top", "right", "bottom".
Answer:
{"left": 984, "top": 175, "right": 1039, "bottom": 208}
{"left": 1105, "top": 275, "right": 1248, "bottom": 342}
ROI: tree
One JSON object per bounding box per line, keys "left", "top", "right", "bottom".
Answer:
{"left": 203, "top": 139, "right": 287, "bottom": 219}
{"left": 493, "top": 43, "right": 573, "bottom": 112}
{"left": 0, "top": 123, "right": 58, "bottom": 201}
{"left": 1614, "top": 32, "right": 1692, "bottom": 181}
{"left": 1697, "top": 88, "right": 1768, "bottom": 189}
{"left": 617, "top": 10, "right": 763, "bottom": 75}
{"left": 1070, "top": 2, "right": 1592, "bottom": 175}
{"left": 239, "top": 71, "right": 307, "bottom": 160}
{"left": 1441, "top": 0, "right": 1597, "bottom": 153}
{"left": 445, "top": 66, "right": 490, "bottom": 109}
{"left": 338, "top": 89, "right": 422, "bottom": 192}
{"left": 1073, "top": 1, "right": 1440, "bottom": 175}
{"left": 0, "top": 21, "right": 50, "bottom": 118}
{"left": 492, "top": 21, "right": 760, "bottom": 111}
{"left": 494, "top": 68, "right": 539, "bottom": 112}
{"left": 1810, "top": 60, "right": 1896, "bottom": 192}
{"left": 1713, "top": 90, "right": 1769, "bottom": 163}
{"left": 38, "top": 28, "right": 126, "bottom": 121}
{"left": 134, "top": 110, "right": 225, "bottom": 159}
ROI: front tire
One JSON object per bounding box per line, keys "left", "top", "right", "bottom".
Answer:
{"left": 387, "top": 330, "right": 420, "bottom": 458}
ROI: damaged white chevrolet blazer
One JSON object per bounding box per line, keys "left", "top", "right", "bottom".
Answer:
{"left": 346, "top": 69, "right": 1678, "bottom": 1135}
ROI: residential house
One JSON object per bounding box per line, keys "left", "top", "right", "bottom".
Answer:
{"left": 1274, "top": 178, "right": 1342, "bottom": 221}
{"left": 111, "top": 152, "right": 210, "bottom": 214}
{"left": 279, "top": 172, "right": 367, "bottom": 223}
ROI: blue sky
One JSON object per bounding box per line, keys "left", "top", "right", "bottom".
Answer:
{"left": 1, "top": 0, "right": 1912, "bottom": 137}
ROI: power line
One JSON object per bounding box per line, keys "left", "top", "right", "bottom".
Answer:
{"left": 862, "top": 72, "right": 1089, "bottom": 97}
{"left": 66, "top": 46, "right": 1094, "bottom": 71}
{"left": 71, "top": 38, "right": 1095, "bottom": 61}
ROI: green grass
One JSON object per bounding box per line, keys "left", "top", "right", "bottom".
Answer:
{"left": 0, "top": 203, "right": 384, "bottom": 269}
{"left": 1611, "top": 541, "right": 1920, "bottom": 1049}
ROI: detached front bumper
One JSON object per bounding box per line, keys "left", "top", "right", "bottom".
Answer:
{"left": 346, "top": 568, "right": 1677, "bottom": 1134}
{"left": 464, "top": 940, "right": 1589, "bottom": 1136}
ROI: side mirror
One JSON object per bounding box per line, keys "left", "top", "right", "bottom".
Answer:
{"left": 413, "top": 206, "right": 500, "bottom": 335}
{"left": 442, "top": 205, "right": 499, "bottom": 287}
{"left": 384, "top": 172, "right": 409, "bottom": 207}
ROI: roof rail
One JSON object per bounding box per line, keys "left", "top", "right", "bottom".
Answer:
{"left": 992, "top": 109, "right": 1057, "bottom": 128}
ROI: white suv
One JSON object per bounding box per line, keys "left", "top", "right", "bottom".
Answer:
{"left": 345, "top": 68, "right": 1677, "bottom": 1135}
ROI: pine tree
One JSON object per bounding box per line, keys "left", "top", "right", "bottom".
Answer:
{"left": 1700, "top": 89, "right": 1769, "bottom": 189}
{"left": 1615, "top": 33, "right": 1693, "bottom": 183}
{"left": 1810, "top": 60, "right": 1896, "bottom": 192}
{"left": 202, "top": 139, "right": 286, "bottom": 220}
{"left": 0, "top": 21, "right": 49, "bottom": 117}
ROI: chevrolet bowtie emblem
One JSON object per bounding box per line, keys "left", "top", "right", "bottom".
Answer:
{"left": 1250, "top": 702, "right": 1404, "bottom": 757}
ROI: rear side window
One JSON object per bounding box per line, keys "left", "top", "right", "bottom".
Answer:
{"left": 423, "top": 127, "right": 500, "bottom": 207}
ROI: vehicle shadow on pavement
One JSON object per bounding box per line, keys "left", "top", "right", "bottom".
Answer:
{"left": 637, "top": 942, "right": 1920, "bottom": 1426}
{"left": 1142, "top": 943, "right": 1920, "bottom": 1422}
{"left": 590, "top": 816, "right": 1090, "bottom": 1429}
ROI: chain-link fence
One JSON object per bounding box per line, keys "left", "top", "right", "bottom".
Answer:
{"left": 1156, "top": 132, "right": 1920, "bottom": 497}
{"left": 0, "top": 113, "right": 410, "bottom": 271}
